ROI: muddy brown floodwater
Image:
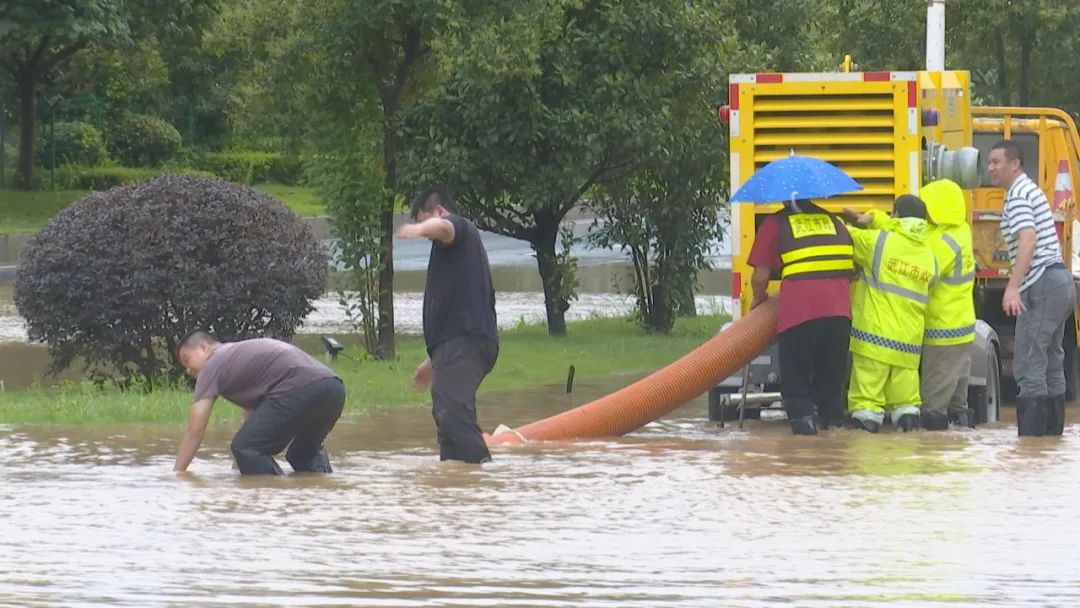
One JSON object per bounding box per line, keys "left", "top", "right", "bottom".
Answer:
{"left": 2, "top": 377, "right": 1080, "bottom": 607}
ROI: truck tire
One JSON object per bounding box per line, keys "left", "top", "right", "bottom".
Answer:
{"left": 970, "top": 348, "right": 1002, "bottom": 424}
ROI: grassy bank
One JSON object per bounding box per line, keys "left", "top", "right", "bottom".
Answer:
{"left": 0, "top": 184, "right": 326, "bottom": 235}
{"left": 0, "top": 189, "right": 87, "bottom": 235}
{"left": 0, "top": 314, "right": 727, "bottom": 425}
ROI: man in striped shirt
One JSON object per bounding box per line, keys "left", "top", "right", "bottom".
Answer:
{"left": 990, "top": 139, "right": 1076, "bottom": 436}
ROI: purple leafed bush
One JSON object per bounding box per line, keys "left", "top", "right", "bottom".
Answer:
{"left": 15, "top": 174, "right": 327, "bottom": 388}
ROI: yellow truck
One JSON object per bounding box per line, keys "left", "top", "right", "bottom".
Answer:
{"left": 709, "top": 63, "right": 1080, "bottom": 425}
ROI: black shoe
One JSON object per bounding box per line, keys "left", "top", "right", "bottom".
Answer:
{"left": 896, "top": 413, "right": 920, "bottom": 432}
{"left": 1017, "top": 396, "right": 1048, "bottom": 437}
{"left": 790, "top": 416, "right": 818, "bottom": 436}
{"left": 922, "top": 411, "right": 949, "bottom": 431}
{"left": 849, "top": 417, "right": 880, "bottom": 433}
{"left": 1046, "top": 394, "right": 1066, "bottom": 436}
{"left": 948, "top": 407, "right": 976, "bottom": 429}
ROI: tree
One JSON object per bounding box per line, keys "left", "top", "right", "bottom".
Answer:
{"left": 949, "top": 0, "right": 1080, "bottom": 111}
{"left": 0, "top": 0, "right": 130, "bottom": 188}
{"left": 14, "top": 175, "right": 326, "bottom": 387}
{"left": 214, "top": 0, "right": 440, "bottom": 359}
{"left": 730, "top": 0, "right": 828, "bottom": 71}
{"left": 815, "top": 0, "right": 1080, "bottom": 116}
{"left": 404, "top": 0, "right": 740, "bottom": 336}
{"left": 587, "top": 24, "right": 731, "bottom": 332}
{"left": 816, "top": 0, "right": 925, "bottom": 72}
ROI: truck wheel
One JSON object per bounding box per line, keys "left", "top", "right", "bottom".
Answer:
{"left": 971, "top": 348, "right": 1002, "bottom": 424}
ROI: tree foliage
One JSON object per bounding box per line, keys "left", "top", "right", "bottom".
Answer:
{"left": 403, "top": 0, "right": 742, "bottom": 336}
{"left": 14, "top": 175, "right": 326, "bottom": 387}
{"left": 0, "top": 0, "right": 130, "bottom": 187}
{"left": 587, "top": 13, "right": 732, "bottom": 332}
{"left": 214, "top": 0, "right": 442, "bottom": 358}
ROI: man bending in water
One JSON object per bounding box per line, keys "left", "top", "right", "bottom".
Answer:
{"left": 173, "top": 332, "right": 346, "bottom": 475}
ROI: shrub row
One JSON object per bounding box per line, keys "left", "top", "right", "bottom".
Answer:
{"left": 56, "top": 165, "right": 215, "bottom": 190}
{"left": 194, "top": 151, "right": 303, "bottom": 185}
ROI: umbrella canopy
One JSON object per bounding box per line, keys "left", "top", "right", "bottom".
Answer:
{"left": 730, "top": 153, "right": 863, "bottom": 204}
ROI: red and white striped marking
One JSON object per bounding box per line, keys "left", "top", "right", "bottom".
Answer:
{"left": 728, "top": 72, "right": 920, "bottom": 136}
{"left": 729, "top": 71, "right": 917, "bottom": 84}
{"left": 1053, "top": 158, "right": 1073, "bottom": 210}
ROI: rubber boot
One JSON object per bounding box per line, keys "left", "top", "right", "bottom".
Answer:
{"left": 896, "top": 413, "right": 921, "bottom": 432}
{"left": 1016, "top": 396, "right": 1047, "bottom": 437}
{"left": 848, "top": 417, "right": 880, "bottom": 433}
{"left": 1046, "top": 394, "right": 1066, "bottom": 436}
{"left": 949, "top": 407, "right": 976, "bottom": 429}
{"left": 790, "top": 415, "right": 818, "bottom": 436}
{"left": 922, "top": 411, "right": 949, "bottom": 431}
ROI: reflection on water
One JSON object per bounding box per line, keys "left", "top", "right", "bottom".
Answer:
{"left": 1, "top": 383, "right": 1079, "bottom": 607}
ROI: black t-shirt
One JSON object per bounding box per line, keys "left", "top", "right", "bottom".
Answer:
{"left": 422, "top": 214, "right": 498, "bottom": 354}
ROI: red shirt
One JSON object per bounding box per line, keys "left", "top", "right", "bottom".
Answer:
{"left": 747, "top": 215, "right": 852, "bottom": 333}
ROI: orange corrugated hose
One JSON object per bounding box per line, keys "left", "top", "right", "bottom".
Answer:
{"left": 484, "top": 297, "right": 779, "bottom": 446}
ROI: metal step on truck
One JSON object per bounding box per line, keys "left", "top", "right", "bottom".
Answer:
{"left": 709, "top": 27, "right": 1080, "bottom": 425}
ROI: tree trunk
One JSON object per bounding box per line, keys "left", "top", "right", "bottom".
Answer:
{"left": 375, "top": 123, "right": 398, "bottom": 360}
{"left": 676, "top": 277, "right": 697, "bottom": 318}
{"left": 994, "top": 32, "right": 1011, "bottom": 106}
{"left": 375, "top": 205, "right": 396, "bottom": 359}
{"left": 533, "top": 214, "right": 567, "bottom": 337}
{"left": 1018, "top": 35, "right": 1032, "bottom": 107}
{"left": 16, "top": 70, "right": 37, "bottom": 190}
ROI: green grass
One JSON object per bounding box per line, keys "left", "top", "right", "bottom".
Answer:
{"left": 0, "top": 314, "right": 727, "bottom": 425}
{"left": 253, "top": 183, "right": 326, "bottom": 216}
{"left": 0, "top": 189, "right": 86, "bottom": 234}
{"left": 0, "top": 183, "right": 325, "bottom": 235}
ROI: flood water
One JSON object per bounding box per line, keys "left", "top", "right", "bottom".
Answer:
{"left": 2, "top": 378, "right": 1079, "bottom": 607}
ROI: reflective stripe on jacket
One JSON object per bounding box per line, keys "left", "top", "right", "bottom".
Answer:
{"left": 776, "top": 207, "right": 855, "bottom": 281}
{"left": 850, "top": 211, "right": 937, "bottom": 368}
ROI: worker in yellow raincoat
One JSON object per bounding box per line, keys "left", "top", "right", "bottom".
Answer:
{"left": 919, "top": 179, "right": 977, "bottom": 430}
{"left": 842, "top": 196, "right": 938, "bottom": 432}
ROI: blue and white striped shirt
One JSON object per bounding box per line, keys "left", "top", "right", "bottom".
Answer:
{"left": 1001, "top": 173, "right": 1063, "bottom": 292}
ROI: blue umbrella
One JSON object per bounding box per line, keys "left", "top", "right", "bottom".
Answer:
{"left": 730, "top": 153, "right": 863, "bottom": 204}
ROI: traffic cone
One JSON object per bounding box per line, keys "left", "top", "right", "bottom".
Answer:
{"left": 1053, "top": 158, "right": 1073, "bottom": 210}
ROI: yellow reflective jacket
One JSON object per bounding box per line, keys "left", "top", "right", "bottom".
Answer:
{"left": 850, "top": 211, "right": 937, "bottom": 368}
{"left": 922, "top": 179, "right": 976, "bottom": 346}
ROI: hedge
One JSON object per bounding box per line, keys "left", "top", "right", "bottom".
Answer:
{"left": 56, "top": 165, "right": 215, "bottom": 191}
{"left": 196, "top": 151, "right": 303, "bottom": 185}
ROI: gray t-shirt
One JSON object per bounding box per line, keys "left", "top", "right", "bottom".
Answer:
{"left": 193, "top": 338, "right": 338, "bottom": 409}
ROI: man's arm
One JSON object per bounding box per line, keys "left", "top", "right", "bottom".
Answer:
{"left": 750, "top": 267, "right": 771, "bottom": 309}
{"left": 848, "top": 226, "right": 880, "bottom": 269}
{"left": 1003, "top": 227, "right": 1036, "bottom": 315}
{"left": 746, "top": 215, "right": 779, "bottom": 309}
{"left": 173, "top": 398, "right": 216, "bottom": 472}
{"left": 396, "top": 217, "right": 455, "bottom": 245}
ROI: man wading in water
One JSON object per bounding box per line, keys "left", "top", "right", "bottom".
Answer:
{"left": 398, "top": 187, "right": 499, "bottom": 463}
{"left": 173, "top": 333, "right": 346, "bottom": 474}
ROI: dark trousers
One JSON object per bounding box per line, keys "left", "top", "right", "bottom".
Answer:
{"left": 431, "top": 336, "right": 498, "bottom": 463}
{"left": 231, "top": 377, "right": 346, "bottom": 475}
{"left": 778, "top": 316, "right": 851, "bottom": 421}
